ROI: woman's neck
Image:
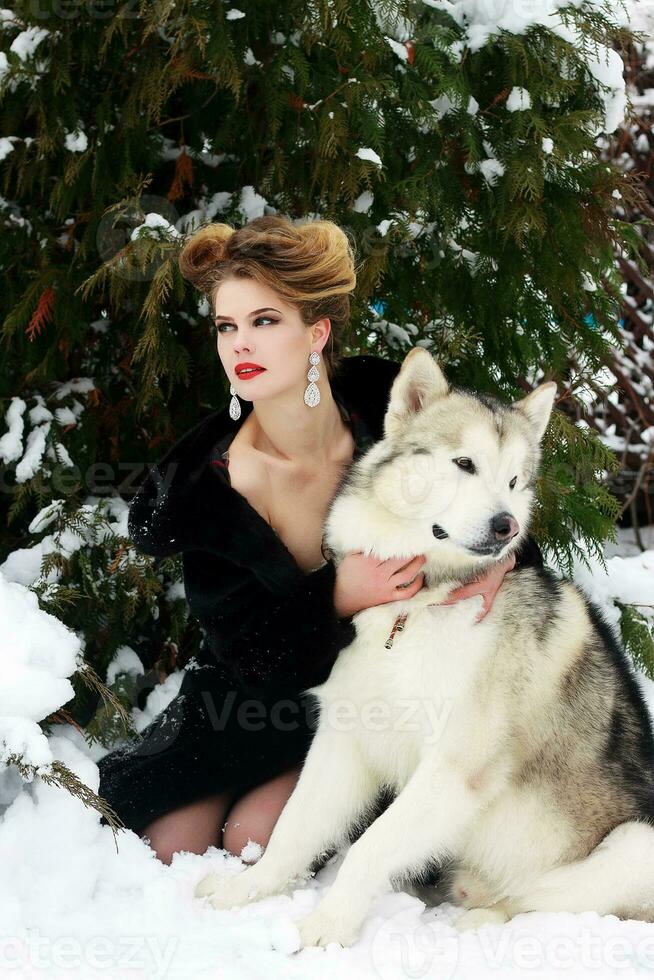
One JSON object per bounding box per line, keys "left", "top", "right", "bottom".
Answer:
{"left": 248, "top": 379, "right": 349, "bottom": 466}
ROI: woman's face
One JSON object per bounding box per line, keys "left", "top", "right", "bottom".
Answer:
{"left": 213, "top": 277, "right": 321, "bottom": 400}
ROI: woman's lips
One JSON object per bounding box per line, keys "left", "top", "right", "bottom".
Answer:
{"left": 235, "top": 367, "right": 266, "bottom": 380}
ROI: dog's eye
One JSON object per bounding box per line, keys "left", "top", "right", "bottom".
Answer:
{"left": 509, "top": 476, "right": 517, "bottom": 489}
{"left": 453, "top": 457, "right": 476, "bottom": 474}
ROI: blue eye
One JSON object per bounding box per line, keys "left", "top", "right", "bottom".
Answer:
{"left": 215, "top": 316, "right": 277, "bottom": 333}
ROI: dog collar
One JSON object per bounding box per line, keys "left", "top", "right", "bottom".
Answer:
{"left": 384, "top": 611, "right": 409, "bottom": 649}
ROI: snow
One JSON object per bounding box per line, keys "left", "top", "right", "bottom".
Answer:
{"left": 130, "top": 212, "right": 180, "bottom": 241}
{"left": 506, "top": 86, "right": 531, "bottom": 112}
{"left": 64, "top": 130, "right": 88, "bottom": 153}
{"left": 0, "top": 135, "right": 17, "bottom": 161}
{"left": 244, "top": 47, "right": 261, "bottom": 66}
{"left": 0, "top": 573, "right": 80, "bottom": 769}
{"left": 15, "top": 422, "right": 50, "bottom": 482}
{"left": 0, "top": 0, "right": 651, "bottom": 969}
{"left": 131, "top": 670, "right": 185, "bottom": 734}
{"left": 572, "top": 40, "right": 626, "bottom": 135}
{"left": 0, "top": 383, "right": 97, "bottom": 483}
{"left": 9, "top": 25, "right": 49, "bottom": 61}
{"left": 554, "top": 536, "right": 654, "bottom": 637}
{"left": 623, "top": 0, "right": 654, "bottom": 32}
{"left": 105, "top": 646, "right": 144, "bottom": 688}
{"left": 478, "top": 157, "right": 505, "bottom": 185}
{"left": 355, "top": 147, "right": 383, "bottom": 168}
{"left": 0, "top": 396, "right": 26, "bottom": 464}
{"left": 423, "top": 0, "right": 628, "bottom": 133}
{"left": 28, "top": 393, "right": 53, "bottom": 424}
{"left": 0, "top": 497, "right": 129, "bottom": 589}
{"left": 467, "top": 95, "right": 479, "bottom": 115}
{"left": 385, "top": 36, "right": 409, "bottom": 61}
{"left": 352, "top": 190, "right": 374, "bottom": 213}
{"left": 53, "top": 377, "right": 96, "bottom": 400}
{"left": 0, "top": 512, "right": 652, "bottom": 975}
{"left": 429, "top": 93, "right": 459, "bottom": 119}
{"left": 53, "top": 405, "right": 78, "bottom": 427}
{"left": 238, "top": 184, "right": 267, "bottom": 220}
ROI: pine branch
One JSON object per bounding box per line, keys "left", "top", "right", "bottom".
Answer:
{"left": 4, "top": 754, "right": 125, "bottom": 848}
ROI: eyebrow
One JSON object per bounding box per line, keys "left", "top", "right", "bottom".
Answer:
{"left": 213, "top": 307, "right": 281, "bottom": 322}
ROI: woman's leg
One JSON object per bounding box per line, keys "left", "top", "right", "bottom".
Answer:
{"left": 222, "top": 762, "right": 303, "bottom": 858}
{"left": 142, "top": 789, "right": 237, "bottom": 865}
{"left": 141, "top": 761, "right": 303, "bottom": 865}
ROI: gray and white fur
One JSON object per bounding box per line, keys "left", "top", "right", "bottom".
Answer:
{"left": 196, "top": 347, "right": 654, "bottom": 948}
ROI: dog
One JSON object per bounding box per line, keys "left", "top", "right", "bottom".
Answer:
{"left": 196, "top": 347, "right": 654, "bottom": 948}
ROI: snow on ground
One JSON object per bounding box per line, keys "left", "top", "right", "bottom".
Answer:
{"left": 0, "top": 0, "right": 652, "bottom": 958}
{"left": 0, "top": 523, "right": 653, "bottom": 979}
{"left": 0, "top": 0, "right": 649, "bottom": 972}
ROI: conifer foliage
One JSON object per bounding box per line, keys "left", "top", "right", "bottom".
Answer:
{"left": 0, "top": 0, "right": 652, "bottom": 772}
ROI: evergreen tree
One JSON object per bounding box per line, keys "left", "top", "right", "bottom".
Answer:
{"left": 0, "top": 0, "right": 651, "bottom": 778}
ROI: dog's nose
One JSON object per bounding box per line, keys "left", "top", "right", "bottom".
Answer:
{"left": 491, "top": 512, "right": 519, "bottom": 540}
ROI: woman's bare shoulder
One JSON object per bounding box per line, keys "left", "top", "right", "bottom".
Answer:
{"left": 227, "top": 426, "right": 273, "bottom": 521}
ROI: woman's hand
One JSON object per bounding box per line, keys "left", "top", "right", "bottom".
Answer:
{"left": 438, "top": 552, "right": 516, "bottom": 624}
{"left": 333, "top": 551, "right": 427, "bottom": 620}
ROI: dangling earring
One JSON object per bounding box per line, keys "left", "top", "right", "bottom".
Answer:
{"left": 229, "top": 383, "right": 241, "bottom": 420}
{"left": 304, "top": 351, "right": 321, "bottom": 407}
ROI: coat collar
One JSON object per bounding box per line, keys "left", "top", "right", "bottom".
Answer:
{"left": 148, "top": 354, "right": 399, "bottom": 585}
{"left": 206, "top": 352, "right": 399, "bottom": 455}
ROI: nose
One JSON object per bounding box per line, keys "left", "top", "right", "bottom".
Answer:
{"left": 491, "top": 512, "right": 519, "bottom": 541}
{"left": 233, "top": 329, "right": 254, "bottom": 355}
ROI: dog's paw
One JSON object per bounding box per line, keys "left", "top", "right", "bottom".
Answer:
{"left": 195, "top": 872, "right": 221, "bottom": 899}
{"left": 195, "top": 866, "right": 274, "bottom": 910}
{"left": 454, "top": 906, "right": 509, "bottom": 932}
{"left": 298, "top": 903, "right": 361, "bottom": 949}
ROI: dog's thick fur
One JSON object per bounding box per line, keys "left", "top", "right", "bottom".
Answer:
{"left": 196, "top": 348, "right": 654, "bottom": 948}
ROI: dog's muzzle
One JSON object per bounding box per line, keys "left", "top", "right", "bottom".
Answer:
{"left": 491, "top": 512, "right": 519, "bottom": 542}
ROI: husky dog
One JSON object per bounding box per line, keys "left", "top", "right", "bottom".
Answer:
{"left": 196, "top": 347, "right": 654, "bottom": 948}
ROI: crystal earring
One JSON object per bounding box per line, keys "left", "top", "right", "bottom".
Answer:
{"left": 304, "top": 351, "right": 321, "bottom": 408}
{"left": 229, "top": 383, "right": 241, "bottom": 420}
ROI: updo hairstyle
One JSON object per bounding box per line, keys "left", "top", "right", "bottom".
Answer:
{"left": 178, "top": 215, "right": 357, "bottom": 381}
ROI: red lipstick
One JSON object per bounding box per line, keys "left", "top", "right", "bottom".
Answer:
{"left": 235, "top": 362, "right": 266, "bottom": 380}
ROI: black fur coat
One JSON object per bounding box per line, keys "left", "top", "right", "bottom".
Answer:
{"left": 98, "top": 354, "right": 543, "bottom": 834}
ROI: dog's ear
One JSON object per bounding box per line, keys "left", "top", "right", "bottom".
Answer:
{"left": 384, "top": 348, "right": 449, "bottom": 439}
{"left": 512, "top": 382, "right": 557, "bottom": 441}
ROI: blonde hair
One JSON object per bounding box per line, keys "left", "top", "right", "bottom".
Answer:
{"left": 178, "top": 215, "right": 357, "bottom": 381}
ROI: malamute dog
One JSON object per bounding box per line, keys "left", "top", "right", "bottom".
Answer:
{"left": 196, "top": 348, "right": 654, "bottom": 948}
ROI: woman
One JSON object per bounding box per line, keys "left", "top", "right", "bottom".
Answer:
{"left": 98, "top": 215, "right": 542, "bottom": 864}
